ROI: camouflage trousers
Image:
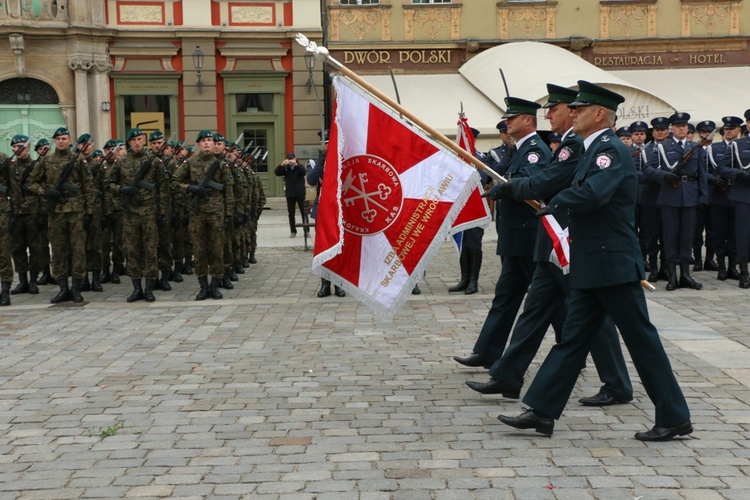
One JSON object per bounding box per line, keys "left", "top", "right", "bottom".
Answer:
{"left": 11, "top": 213, "right": 45, "bottom": 275}
{"left": 172, "top": 206, "right": 188, "bottom": 263}
{"left": 158, "top": 219, "right": 173, "bottom": 272}
{"left": 223, "top": 222, "right": 234, "bottom": 270}
{"left": 0, "top": 213, "right": 13, "bottom": 282}
{"left": 232, "top": 220, "right": 244, "bottom": 262}
{"left": 48, "top": 212, "right": 86, "bottom": 280}
{"left": 123, "top": 213, "right": 159, "bottom": 280}
{"left": 190, "top": 211, "right": 224, "bottom": 279}
{"left": 85, "top": 212, "right": 104, "bottom": 271}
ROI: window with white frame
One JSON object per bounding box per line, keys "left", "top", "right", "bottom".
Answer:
{"left": 412, "top": 0, "right": 452, "bottom": 4}
{"left": 339, "top": 0, "right": 381, "bottom": 5}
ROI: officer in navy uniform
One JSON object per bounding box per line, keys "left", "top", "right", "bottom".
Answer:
{"left": 716, "top": 125, "right": 750, "bottom": 288}
{"left": 483, "top": 120, "right": 514, "bottom": 223}
{"left": 454, "top": 97, "right": 550, "bottom": 369}
{"left": 644, "top": 112, "right": 708, "bottom": 291}
{"left": 498, "top": 81, "right": 692, "bottom": 442}
{"left": 466, "top": 84, "right": 632, "bottom": 406}
{"left": 547, "top": 132, "right": 562, "bottom": 153}
{"left": 694, "top": 120, "right": 721, "bottom": 273}
{"left": 629, "top": 121, "right": 649, "bottom": 271}
{"left": 639, "top": 118, "right": 670, "bottom": 281}
{"left": 706, "top": 117, "right": 742, "bottom": 280}
{"left": 616, "top": 126, "right": 632, "bottom": 147}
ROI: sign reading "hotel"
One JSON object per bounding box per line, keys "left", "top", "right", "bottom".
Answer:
{"left": 582, "top": 48, "right": 749, "bottom": 69}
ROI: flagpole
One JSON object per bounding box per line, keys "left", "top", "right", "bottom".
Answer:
{"left": 293, "top": 35, "right": 655, "bottom": 293}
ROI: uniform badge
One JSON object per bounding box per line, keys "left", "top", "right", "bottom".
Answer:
{"left": 530, "top": 139, "right": 537, "bottom": 146}
{"left": 596, "top": 154, "right": 612, "bottom": 169}
{"left": 557, "top": 147, "right": 572, "bottom": 161}
{"left": 601, "top": 136, "right": 610, "bottom": 142}
{"left": 527, "top": 152, "right": 540, "bottom": 164}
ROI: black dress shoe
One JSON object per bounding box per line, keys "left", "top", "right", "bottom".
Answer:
{"left": 704, "top": 259, "right": 719, "bottom": 271}
{"left": 453, "top": 353, "right": 492, "bottom": 369}
{"left": 498, "top": 409, "right": 554, "bottom": 437}
{"left": 679, "top": 276, "right": 703, "bottom": 290}
{"left": 579, "top": 391, "right": 633, "bottom": 407}
{"left": 465, "top": 379, "right": 520, "bottom": 398}
{"left": 634, "top": 420, "right": 693, "bottom": 442}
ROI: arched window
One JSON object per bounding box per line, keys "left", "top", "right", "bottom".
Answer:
{"left": 0, "top": 78, "right": 60, "bottom": 105}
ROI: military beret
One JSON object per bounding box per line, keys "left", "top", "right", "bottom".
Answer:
{"left": 616, "top": 126, "right": 632, "bottom": 138}
{"left": 650, "top": 117, "right": 670, "bottom": 129}
{"left": 317, "top": 129, "right": 330, "bottom": 143}
{"left": 569, "top": 80, "right": 625, "bottom": 111}
{"left": 76, "top": 133, "right": 92, "bottom": 144}
{"left": 669, "top": 112, "right": 691, "bottom": 125}
{"left": 548, "top": 132, "right": 562, "bottom": 143}
{"left": 52, "top": 127, "right": 70, "bottom": 138}
{"left": 496, "top": 120, "right": 507, "bottom": 132}
{"left": 629, "top": 121, "right": 648, "bottom": 132}
{"left": 543, "top": 83, "right": 578, "bottom": 109}
{"left": 168, "top": 140, "right": 180, "bottom": 148}
{"left": 195, "top": 130, "right": 213, "bottom": 142}
{"left": 722, "top": 116, "right": 743, "bottom": 129}
{"left": 213, "top": 133, "right": 225, "bottom": 143}
{"left": 470, "top": 127, "right": 480, "bottom": 139}
{"left": 103, "top": 139, "right": 118, "bottom": 149}
{"left": 502, "top": 97, "right": 541, "bottom": 119}
{"left": 225, "top": 141, "right": 235, "bottom": 150}
{"left": 695, "top": 120, "right": 714, "bottom": 133}
{"left": 92, "top": 150, "right": 104, "bottom": 158}
{"left": 35, "top": 138, "right": 49, "bottom": 151}
{"left": 149, "top": 130, "right": 164, "bottom": 142}
{"left": 126, "top": 128, "right": 144, "bottom": 143}
{"left": 11, "top": 134, "right": 29, "bottom": 146}
{"left": 744, "top": 109, "right": 750, "bottom": 120}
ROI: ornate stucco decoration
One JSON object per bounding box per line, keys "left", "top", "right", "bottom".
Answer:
{"left": 68, "top": 59, "right": 93, "bottom": 72}
{"left": 328, "top": 4, "right": 392, "bottom": 42}
{"left": 600, "top": 1, "right": 656, "bottom": 39}
{"left": 404, "top": 5, "right": 460, "bottom": 42}
{"left": 0, "top": 0, "right": 69, "bottom": 22}
{"left": 681, "top": 0, "right": 739, "bottom": 37}
{"left": 9, "top": 33, "right": 25, "bottom": 77}
{"left": 498, "top": 2, "right": 556, "bottom": 40}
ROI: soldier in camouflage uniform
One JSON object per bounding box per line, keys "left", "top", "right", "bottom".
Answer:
{"left": 148, "top": 130, "right": 173, "bottom": 291}
{"left": 33, "top": 139, "right": 54, "bottom": 286}
{"left": 226, "top": 142, "right": 247, "bottom": 276}
{"left": 27, "top": 127, "right": 94, "bottom": 304}
{"left": 245, "top": 156, "right": 266, "bottom": 264}
{"left": 0, "top": 138, "right": 22, "bottom": 305}
{"left": 107, "top": 128, "right": 170, "bottom": 302}
{"left": 9, "top": 135, "right": 42, "bottom": 296}
{"left": 79, "top": 138, "right": 105, "bottom": 293}
{"left": 176, "top": 145, "right": 195, "bottom": 276}
{"left": 162, "top": 139, "right": 185, "bottom": 283}
{"left": 108, "top": 140, "right": 127, "bottom": 284}
{"left": 100, "top": 139, "right": 123, "bottom": 283}
{"left": 172, "top": 130, "right": 234, "bottom": 300}
{"left": 211, "top": 134, "right": 237, "bottom": 290}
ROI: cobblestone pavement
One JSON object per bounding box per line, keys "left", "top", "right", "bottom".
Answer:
{"left": 2, "top": 204, "right": 750, "bottom": 499}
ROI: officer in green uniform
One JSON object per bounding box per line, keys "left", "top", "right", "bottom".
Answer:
{"left": 33, "top": 139, "right": 54, "bottom": 286}
{"left": 107, "top": 128, "right": 170, "bottom": 302}
{"left": 27, "top": 127, "right": 94, "bottom": 304}
{"left": 498, "top": 81, "right": 692, "bottom": 442}
{"left": 0, "top": 139, "right": 21, "bottom": 305}
{"left": 9, "top": 135, "right": 42, "bottom": 295}
{"left": 172, "top": 130, "right": 234, "bottom": 300}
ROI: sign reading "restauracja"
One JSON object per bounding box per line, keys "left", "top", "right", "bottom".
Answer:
{"left": 582, "top": 48, "right": 750, "bottom": 69}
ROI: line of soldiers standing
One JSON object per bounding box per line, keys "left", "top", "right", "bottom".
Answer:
{"left": 0, "top": 126, "right": 265, "bottom": 306}
{"left": 620, "top": 109, "right": 750, "bottom": 290}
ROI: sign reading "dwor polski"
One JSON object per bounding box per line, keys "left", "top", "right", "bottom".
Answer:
{"left": 331, "top": 49, "right": 462, "bottom": 70}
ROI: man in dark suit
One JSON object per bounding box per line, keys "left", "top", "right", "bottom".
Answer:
{"left": 498, "top": 81, "right": 692, "bottom": 442}
{"left": 644, "top": 112, "right": 708, "bottom": 291}
{"left": 465, "top": 84, "right": 632, "bottom": 406}
{"left": 453, "top": 97, "right": 551, "bottom": 369}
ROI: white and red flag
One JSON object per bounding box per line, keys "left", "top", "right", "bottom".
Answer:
{"left": 312, "top": 76, "right": 484, "bottom": 317}
{"left": 540, "top": 208, "right": 570, "bottom": 274}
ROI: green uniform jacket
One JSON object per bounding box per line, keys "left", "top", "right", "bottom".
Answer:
{"left": 106, "top": 150, "right": 170, "bottom": 217}
{"left": 11, "top": 155, "right": 40, "bottom": 215}
{"left": 172, "top": 151, "right": 234, "bottom": 216}
{"left": 27, "top": 148, "right": 93, "bottom": 215}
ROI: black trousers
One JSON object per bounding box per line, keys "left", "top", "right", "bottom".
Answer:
{"left": 712, "top": 204, "right": 736, "bottom": 258}
{"left": 661, "top": 206, "right": 696, "bottom": 265}
{"left": 286, "top": 195, "right": 307, "bottom": 235}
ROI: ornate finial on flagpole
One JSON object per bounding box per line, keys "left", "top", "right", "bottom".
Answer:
{"left": 295, "top": 33, "right": 337, "bottom": 68}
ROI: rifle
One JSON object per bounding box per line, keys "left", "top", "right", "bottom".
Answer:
{"left": 121, "top": 132, "right": 177, "bottom": 209}
{"left": 187, "top": 133, "right": 243, "bottom": 213}
{"left": 667, "top": 130, "right": 715, "bottom": 189}
{"left": 46, "top": 139, "right": 93, "bottom": 213}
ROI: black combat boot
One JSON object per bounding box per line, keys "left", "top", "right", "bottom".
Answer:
{"left": 465, "top": 251, "right": 483, "bottom": 295}
{"left": 647, "top": 255, "right": 659, "bottom": 282}
{"left": 91, "top": 270, "right": 103, "bottom": 292}
{"left": 223, "top": 270, "right": 234, "bottom": 290}
{"left": 666, "top": 263, "right": 678, "bottom": 291}
{"left": 10, "top": 272, "right": 29, "bottom": 295}
{"left": 80, "top": 272, "right": 91, "bottom": 292}
{"left": 657, "top": 258, "right": 670, "bottom": 281}
{"left": 159, "top": 271, "right": 171, "bottom": 291}
{"left": 172, "top": 261, "right": 184, "bottom": 283}
{"left": 317, "top": 279, "right": 331, "bottom": 298}
{"left": 249, "top": 251, "right": 257, "bottom": 264}
{"left": 739, "top": 261, "right": 750, "bottom": 289}
{"left": 210, "top": 277, "right": 224, "bottom": 299}
{"left": 728, "top": 255, "right": 741, "bottom": 280}
{"left": 144, "top": 278, "right": 156, "bottom": 302}
{"left": 448, "top": 250, "right": 470, "bottom": 292}
{"left": 71, "top": 277, "right": 84, "bottom": 303}
{"left": 0, "top": 281, "right": 11, "bottom": 306}
{"left": 38, "top": 265, "right": 53, "bottom": 285}
{"left": 127, "top": 279, "right": 144, "bottom": 303}
{"left": 195, "top": 276, "right": 209, "bottom": 301}
{"left": 717, "top": 256, "right": 728, "bottom": 280}
{"left": 705, "top": 249, "right": 719, "bottom": 271}
{"left": 679, "top": 263, "right": 703, "bottom": 290}
{"left": 101, "top": 263, "right": 112, "bottom": 284}
{"left": 241, "top": 257, "right": 250, "bottom": 268}
{"left": 234, "top": 261, "right": 245, "bottom": 274}
{"left": 334, "top": 285, "right": 346, "bottom": 297}
{"left": 50, "top": 278, "right": 72, "bottom": 304}
{"left": 229, "top": 267, "right": 239, "bottom": 281}
{"left": 693, "top": 249, "right": 703, "bottom": 272}
{"left": 182, "top": 259, "right": 194, "bottom": 275}
{"left": 111, "top": 263, "right": 122, "bottom": 284}
{"left": 28, "top": 273, "right": 39, "bottom": 295}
